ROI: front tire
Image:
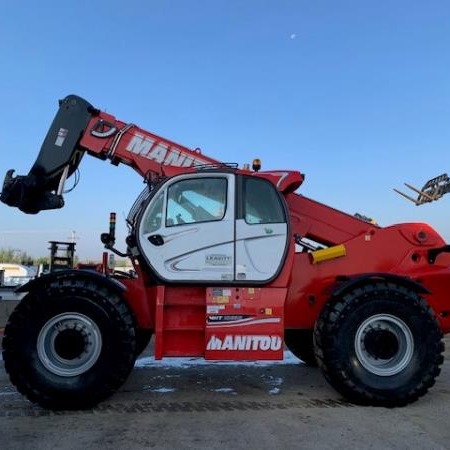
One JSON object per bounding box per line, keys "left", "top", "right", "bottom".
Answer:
{"left": 2, "top": 278, "right": 137, "bottom": 410}
{"left": 314, "top": 282, "right": 444, "bottom": 406}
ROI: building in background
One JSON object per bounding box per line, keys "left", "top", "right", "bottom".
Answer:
{"left": 0, "top": 263, "right": 36, "bottom": 287}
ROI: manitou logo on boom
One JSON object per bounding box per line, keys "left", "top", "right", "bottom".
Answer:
{"left": 126, "top": 132, "right": 208, "bottom": 168}
{"left": 207, "top": 335, "right": 282, "bottom": 351}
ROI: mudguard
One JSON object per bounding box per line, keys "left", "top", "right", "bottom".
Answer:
{"left": 16, "top": 269, "right": 126, "bottom": 294}
{"left": 331, "top": 272, "right": 430, "bottom": 298}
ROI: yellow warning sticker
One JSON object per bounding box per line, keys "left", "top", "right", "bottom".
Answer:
{"left": 212, "top": 296, "right": 230, "bottom": 304}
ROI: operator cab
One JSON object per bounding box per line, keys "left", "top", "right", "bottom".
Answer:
{"left": 135, "top": 171, "right": 289, "bottom": 283}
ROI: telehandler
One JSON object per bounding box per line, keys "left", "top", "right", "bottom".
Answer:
{"left": 2, "top": 95, "right": 450, "bottom": 409}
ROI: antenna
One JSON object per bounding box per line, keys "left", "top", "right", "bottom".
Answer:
{"left": 68, "top": 230, "right": 79, "bottom": 243}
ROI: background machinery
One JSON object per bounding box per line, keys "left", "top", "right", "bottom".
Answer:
{"left": 395, "top": 173, "right": 450, "bottom": 205}
{"left": 1, "top": 95, "right": 450, "bottom": 409}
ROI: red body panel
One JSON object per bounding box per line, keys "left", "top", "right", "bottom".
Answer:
{"left": 284, "top": 222, "right": 450, "bottom": 332}
{"left": 204, "top": 287, "right": 285, "bottom": 361}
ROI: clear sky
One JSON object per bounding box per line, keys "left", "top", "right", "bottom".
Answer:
{"left": 0, "top": 1, "right": 449, "bottom": 259}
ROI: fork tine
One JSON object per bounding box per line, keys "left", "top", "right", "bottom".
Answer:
{"left": 393, "top": 188, "right": 419, "bottom": 205}
{"left": 404, "top": 183, "right": 436, "bottom": 201}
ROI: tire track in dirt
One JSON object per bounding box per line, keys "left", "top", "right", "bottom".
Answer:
{"left": 0, "top": 398, "right": 353, "bottom": 417}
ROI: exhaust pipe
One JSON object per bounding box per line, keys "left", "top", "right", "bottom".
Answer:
{"left": 0, "top": 95, "right": 97, "bottom": 214}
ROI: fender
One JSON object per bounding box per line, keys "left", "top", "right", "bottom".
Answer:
{"left": 331, "top": 272, "right": 430, "bottom": 298}
{"left": 16, "top": 269, "right": 126, "bottom": 294}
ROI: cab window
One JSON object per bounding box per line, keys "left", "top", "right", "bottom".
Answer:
{"left": 142, "top": 192, "right": 164, "bottom": 234}
{"left": 243, "top": 177, "right": 285, "bottom": 224}
{"left": 166, "top": 178, "right": 227, "bottom": 226}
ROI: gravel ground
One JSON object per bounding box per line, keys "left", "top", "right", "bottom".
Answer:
{"left": 1, "top": 338, "right": 450, "bottom": 449}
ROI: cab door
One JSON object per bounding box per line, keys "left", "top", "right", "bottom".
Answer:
{"left": 138, "top": 173, "right": 235, "bottom": 282}
{"left": 234, "top": 176, "right": 288, "bottom": 281}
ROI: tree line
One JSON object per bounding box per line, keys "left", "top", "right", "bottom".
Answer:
{"left": 0, "top": 248, "right": 50, "bottom": 266}
{"left": 0, "top": 247, "right": 130, "bottom": 267}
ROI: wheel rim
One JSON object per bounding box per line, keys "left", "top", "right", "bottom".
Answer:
{"left": 37, "top": 313, "right": 102, "bottom": 377}
{"left": 354, "top": 314, "right": 414, "bottom": 376}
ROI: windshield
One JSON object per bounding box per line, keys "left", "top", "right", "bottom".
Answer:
{"left": 166, "top": 178, "right": 227, "bottom": 226}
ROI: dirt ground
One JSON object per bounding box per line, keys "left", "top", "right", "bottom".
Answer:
{"left": 2, "top": 338, "right": 450, "bottom": 450}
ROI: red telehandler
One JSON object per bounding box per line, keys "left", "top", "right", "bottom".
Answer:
{"left": 2, "top": 95, "right": 450, "bottom": 409}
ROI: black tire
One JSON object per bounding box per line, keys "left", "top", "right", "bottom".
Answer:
{"left": 314, "top": 282, "right": 444, "bottom": 406}
{"left": 284, "top": 329, "right": 318, "bottom": 366}
{"left": 135, "top": 329, "right": 153, "bottom": 356}
{"left": 2, "top": 278, "right": 137, "bottom": 410}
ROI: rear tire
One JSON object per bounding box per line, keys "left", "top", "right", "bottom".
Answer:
{"left": 284, "top": 329, "right": 317, "bottom": 366}
{"left": 2, "top": 278, "right": 136, "bottom": 410}
{"left": 314, "top": 282, "right": 444, "bottom": 406}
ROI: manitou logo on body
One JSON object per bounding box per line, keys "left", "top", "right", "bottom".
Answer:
{"left": 207, "top": 335, "right": 282, "bottom": 352}
{"left": 126, "top": 132, "right": 209, "bottom": 167}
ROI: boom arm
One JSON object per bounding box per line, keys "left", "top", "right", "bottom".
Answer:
{"left": 1, "top": 95, "right": 220, "bottom": 214}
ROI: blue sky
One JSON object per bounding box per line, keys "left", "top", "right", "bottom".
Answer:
{"left": 0, "top": 1, "right": 449, "bottom": 259}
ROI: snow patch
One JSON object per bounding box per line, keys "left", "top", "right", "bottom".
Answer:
{"left": 135, "top": 350, "right": 299, "bottom": 369}
{"left": 212, "top": 387, "right": 237, "bottom": 394}
{"left": 269, "top": 376, "right": 283, "bottom": 386}
{"left": 143, "top": 386, "right": 177, "bottom": 393}
{"left": 265, "top": 375, "right": 284, "bottom": 395}
{"left": 152, "top": 374, "right": 181, "bottom": 380}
